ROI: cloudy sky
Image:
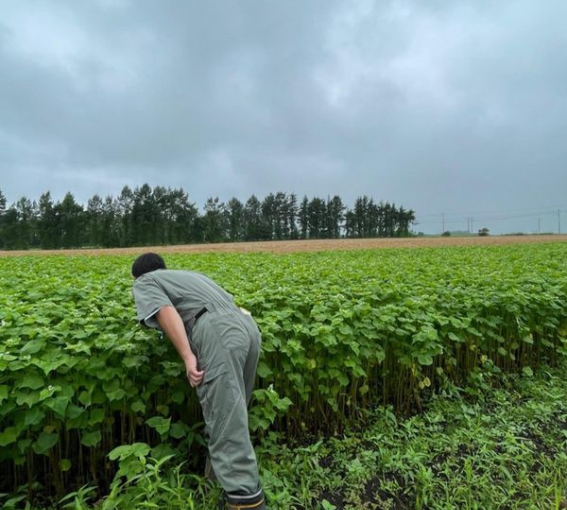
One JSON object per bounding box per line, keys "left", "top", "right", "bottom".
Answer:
{"left": 1, "top": 0, "right": 566, "bottom": 234}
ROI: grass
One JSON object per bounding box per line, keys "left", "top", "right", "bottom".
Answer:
{"left": 3, "top": 363, "right": 567, "bottom": 510}
{"left": 257, "top": 363, "right": 567, "bottom": 509}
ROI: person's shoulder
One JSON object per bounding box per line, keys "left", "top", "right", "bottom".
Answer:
{"left": 158, "top": 269, "right": 199, "bottom": 281}
{"left": 134, "top": 269, "right": 172, "bottom": 284}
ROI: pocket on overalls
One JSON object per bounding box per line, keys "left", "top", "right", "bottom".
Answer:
{"left": 197, "top": 362, "right": 234, "bottom": 426}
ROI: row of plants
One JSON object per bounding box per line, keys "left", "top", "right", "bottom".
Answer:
{"left": 0, "top": 242, "right": 566, "bottom": 502}
{"left": 7, "top": 354, "right": 567, "bottom": 509}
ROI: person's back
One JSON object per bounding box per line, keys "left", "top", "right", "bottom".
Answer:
{"left": 133, "top": 269, "right": 237, "bottom": 329}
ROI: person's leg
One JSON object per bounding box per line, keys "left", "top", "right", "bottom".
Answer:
{"left": 193, "top": 312, "right": 265, "bottom": 507}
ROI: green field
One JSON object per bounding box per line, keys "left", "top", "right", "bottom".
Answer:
{"left": 1, "top": 243, "right": 566, "bottom": 509}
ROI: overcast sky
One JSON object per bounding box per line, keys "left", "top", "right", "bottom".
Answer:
{"left": 1, "top": 0, "right": 566, "bottom": 234}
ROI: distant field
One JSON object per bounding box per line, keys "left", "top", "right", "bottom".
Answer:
{"left": 1, "top": 234, "right": 566, "bottom": 256}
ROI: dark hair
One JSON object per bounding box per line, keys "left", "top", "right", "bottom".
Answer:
{"left": 132, "top": 253, "right": 166, "bottom": 278}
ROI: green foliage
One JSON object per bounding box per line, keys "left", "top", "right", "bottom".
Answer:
{"left": 0, "top": 187, "right": 414, "bottom": 249}
{"left": 0, "top": 243, "right": 566, "bottom": 504}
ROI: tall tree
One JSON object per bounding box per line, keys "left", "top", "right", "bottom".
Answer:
{"left": 261, "top": 193, "right": 277, "bottom": 240}
{"left": 244, "top": 195, "right": 263, "bottom": 241}
{"left": 14, "top": 197, "right": 37, "bottom": 248}
{"left": 54, "top": 192, "right": 84, "bottom": 248}
{"left": 298, "top": 196, "right": 309, "bottom": 239}
{"left": 168, "top": 188, "right": 198, "bottom": 244}
{"left": 101, "top": 196, "right": 120, "bottom": 247}
{"left": 0, "top": 206, "right": 19, "bottom": 249}
{"left": 203, "top": 197, "right": 226, "bottom": 243}
{"left": 325, "top": 195, "right": 345, "bottom": 238}
{"left": 37, "top": 192, "right": 58, "bottom": 248}
{"left": 86, "top": 194, "right": 105, "bottom": 247}
{"left": 307, "top": 197, "right": 326, "bottom": 239}
{"left": 286, "top": 193, "right": 299, "bottom": 240}
{"left": 226, "top": 197, "right": 245, "bottom": 242}
{"left": 131, "top": 184, "right": 156, "bottom": 246}
{"left": 116, "top": 186, "right": 134, "bottom": 246}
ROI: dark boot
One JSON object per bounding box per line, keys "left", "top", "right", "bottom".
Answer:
{"left": 225, "top": 488, "right": 267, "bottom": 510}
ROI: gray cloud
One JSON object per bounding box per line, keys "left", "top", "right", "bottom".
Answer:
{"left": 1, "top": 0, "right": 566, "bottom": 234}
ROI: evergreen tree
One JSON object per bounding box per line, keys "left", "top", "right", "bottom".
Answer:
{"left": 54, "top": 192, "right": 84, "bottom": 248}
{"left": 298, "top": 196, "right": 309, "bottom": 239}
{"left": 226, "top": 197, "right": 245, "bottom": 242}
{"left": 203, "top": 197, "right": 226, "bottom": 243}
{"left": 37, "top": 192, "right": 58, "bottom": 249}
{"left": 131, "top": 184, "right": 156, "bottom": 246}
{"left": 86, "top": 194, "right": 105, "bottom": 246}
{"left": 307, "top": 197, "right": 326, "bottom": 238}
{"left": 116, "top": 186, "right": 134, "bottom": 247}
{"left": 169, "top": 188, "right": 198, "bottom": 244}
{"left": 286, "top": 193, "right": 299, "bottom": 240}
{"left": 244, "top": 195, "right": 263, "bottom": 241}
{"left": 261, "top": 193, "right": 277, "bottom": 240}
{"left": 101, "top": 196, "right": 120, "bottom": 247}
{"left": 325, "top": 195, "right": 345, "bottom": 238}
{"left": 0, "top": 207, "right": 19, "bottom": 249}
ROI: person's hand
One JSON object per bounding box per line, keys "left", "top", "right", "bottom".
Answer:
{"left": 185, "top": 353, "right": 204, "bottom": 387}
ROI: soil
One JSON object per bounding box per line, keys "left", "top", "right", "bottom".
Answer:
{"left": 1, "top": 235, "right": 566, "bottom": 257}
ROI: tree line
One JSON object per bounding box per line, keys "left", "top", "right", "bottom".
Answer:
{"left": 0, "top": 185, "right": 415, "bottom": 250}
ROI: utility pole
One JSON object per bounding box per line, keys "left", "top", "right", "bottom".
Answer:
{"left": 442, "top": 213, "right": 445, "bottom": 234}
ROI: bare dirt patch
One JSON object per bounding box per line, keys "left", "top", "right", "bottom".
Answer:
{"left": 1, "top": 235, "right": 566, "bottom": 257}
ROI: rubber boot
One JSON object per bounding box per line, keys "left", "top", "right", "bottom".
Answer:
{"left": 225, "top": 488, "right": 267, "bottom": 510}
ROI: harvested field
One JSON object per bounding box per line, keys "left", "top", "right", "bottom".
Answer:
{"left": 1, "top": 234, "right": 566, "bottom": 257}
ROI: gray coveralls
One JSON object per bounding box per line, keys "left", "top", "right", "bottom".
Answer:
{"left": 132, "top": 269, "right": 264, "bottom": 504}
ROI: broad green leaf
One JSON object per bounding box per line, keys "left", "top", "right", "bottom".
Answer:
{"left": 17, "top": 373, "right": 45, "bottom": 390}
{"left": 257, "top": 361, "right": 273, "bottom": 378}
{"left": 44, "top": 397, "right": 69, "bottom": 418}
{"left": 108, "top": 442, "right": 151, "bottom": 461}
{"left": 0, "top": 385, "right": 8, "bottom": 405}
{"left": 78, "top": 390, "right": 92, "bottom": 407}
{"left": 20, "top": 340, "right": 45, "bottom": 355}
{"left": 0, "top": 427, "right": 18, "bottom": 446}
{"left": 417, "top": 354, "right": 434, "bottom": 366}
{"left": 131, "top": 400, "right": 146, "bottom": 413}
{"left": 106, "top": 388, "right": 126, "bottom": 402}
{"left": 146, "top": 416, "right": 171, "bottom": 436}
{"left": 81, "top": 431, "right": 102, "bottom": 448}
{"left": 170, "top": 422, "right": 190, "bottom": 439}
{"left": 33, "top": 432, "right": 59, "bottom": 454}
{"left": 15, "top": 390, "right": 41, "bottom": 408}
{"left": 24, "top": 407, "right": 45, "bottom": 427}
{"left": 66, "top": 404, "right": 85, "bottom": 419}
{"left": 89, "top": 408, "right": 105, "bottom": 425}
{"left": 170, "top": 391, "right": 185, "bottom": 404}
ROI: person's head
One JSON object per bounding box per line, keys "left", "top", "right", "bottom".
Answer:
{"left": 131, "top": 253, "right": 166, "bottom": 279}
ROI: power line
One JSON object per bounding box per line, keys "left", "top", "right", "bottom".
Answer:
{"left": 416, "top": 209, "right": 566, "bottom": 225}
{"left": 414, "top": 208, "right": 566, "bottom": 234}
{"left": 417, "top": 204, "right": 567, "bottom": 219}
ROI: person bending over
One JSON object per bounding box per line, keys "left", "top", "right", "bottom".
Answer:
{"left": 131, "top": 252, "right": 266, "bottom": 510}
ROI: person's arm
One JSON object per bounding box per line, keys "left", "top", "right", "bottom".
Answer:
{"left": 155, "top": 305, "right": 204, "bottom": 387}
